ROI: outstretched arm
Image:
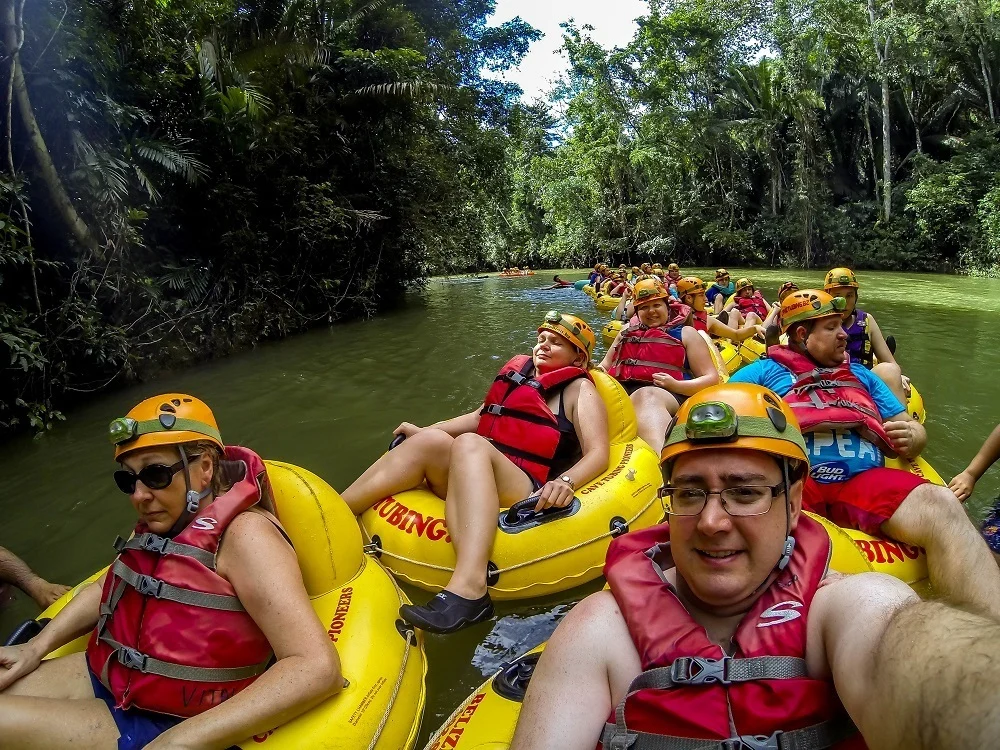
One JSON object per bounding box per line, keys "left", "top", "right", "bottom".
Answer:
{"left": 847, "top": 598, "right": 1000, "bottom": 748}
{"left": 708, "top": 316, "right": 762, "bottom": 343}
{"left": 653, "top": 328, "right": 720, "bottom": 396}
{"left": 0, "top": 547, "right": 69, "bottom": 609}
{"left": 867, "top": 315, "right": 897, "bottom": 366}
{"left": 950, "top": 423, "right": 1000, "bottom": 501}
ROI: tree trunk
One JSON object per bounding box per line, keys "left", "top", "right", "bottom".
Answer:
{"left": 979, "top": 45, "right": 995, "bottom": 122}
{"left": 881, "top": 71, "right": 891, "bottom": 219}
{"left": 1, "top": 0, "right": 98, "bottom": 253}
{"left": 862, "top": 91, "right": 880, "bottom": 205}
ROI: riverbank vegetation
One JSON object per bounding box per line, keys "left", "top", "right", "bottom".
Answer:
{"left": 5, "top": 0, "right": 1000, "bottom": 432}
{"left": 1, "top": 0, "right": 537, "bottom": 431}
{"left": 491, "top": 0, "right": 1000, "bottom": 277}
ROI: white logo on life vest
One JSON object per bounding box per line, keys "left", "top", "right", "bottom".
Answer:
{"left": 756, "top": 601, "right": 802, "bottom": 628}
{"left": 192, "top": 517, "right": 218, "bottom": 531}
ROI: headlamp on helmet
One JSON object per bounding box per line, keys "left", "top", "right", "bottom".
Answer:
{"left": 685, "top": 402, "right": 738, "bottom": 441}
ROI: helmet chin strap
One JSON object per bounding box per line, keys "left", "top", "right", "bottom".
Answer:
{"left": 165, "top": 446, "right": 212, "bottom": 538}
{"left": 777, "top": 458, "right": 795, "bottom": 571}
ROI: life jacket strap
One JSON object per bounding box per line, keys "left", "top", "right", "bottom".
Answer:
{"left": 114, "top": 534, "right": 218, "bottom": 570}
{"left": 619, "top": 359, "right": 685, "bottom": 373}
{"left": 603, "top": 656, "right": 853, "bottom": 750}
{"left": 601, "top": 719, "right": 855, "bottom": 750}
{"left": 111, "top": 559, "right": 245, "bottom": 612}
{"left": 480, "top": 404, "right": 556, "bottom": 427}
{"left": 99, "top": 634, "right": 270, "bottom": 683}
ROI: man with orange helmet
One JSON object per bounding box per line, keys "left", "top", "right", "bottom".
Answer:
{"left": 511, "top": 383, "right": 1000, "bottom": 750}
{"left": 730, "top": 290, "right": 1000, "bottom": 616}
{"left": 824, "top": 267, "right": 909, "bottom": 405}
{"left": 343, "top": 312, "right": 610, "bottom": 633}
{"left": 0, "top": 395, "right": 342, "bottom": 749}
{"left": 600, "top": 279, "right": 719, "bottom": 454}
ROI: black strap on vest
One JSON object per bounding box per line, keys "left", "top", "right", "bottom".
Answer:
{"left": 601, "top": 656, "right": 856, "bottom": 750}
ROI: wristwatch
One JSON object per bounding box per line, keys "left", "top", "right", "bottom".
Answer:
{"left": 559, "top": 475, "right": 576, "bottom": 490}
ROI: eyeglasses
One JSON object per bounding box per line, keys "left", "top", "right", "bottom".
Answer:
{"left": 114, "top": 456, "right": 199, "bottom": 494}
{"left": 658, "top": 484, "right": 786, "bottom": 517}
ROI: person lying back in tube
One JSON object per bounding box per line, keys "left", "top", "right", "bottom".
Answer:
{"left": 0, "top": 395, "right": 342, "bottom": 750}
{"left": 342, "top": 312, "right": 610, "bottom": 634}
{"left": 675, "top": 276, "right": 764, "bottom": 346}
{"left": 705, "top": 268, "right": 735, "bottom": 314}
{"left": 599, "top": 278, "right": 719, "bottom": 455}
{"left": 723, "top": 277, "right": 771, "bottom": 328}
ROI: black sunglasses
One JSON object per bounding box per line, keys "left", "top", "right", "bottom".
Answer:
{"left": 114, "top": 456, "right": 199, "bottom": 495}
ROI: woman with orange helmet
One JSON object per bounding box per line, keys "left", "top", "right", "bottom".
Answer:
{"left": 599, "top": 279, "right": 719, "bottom": 454}
{"left": 343, "top": 312, "right": 610, "bottom": 634}
{"left": 0, "top": 395, "right": 342, "bottom": 750}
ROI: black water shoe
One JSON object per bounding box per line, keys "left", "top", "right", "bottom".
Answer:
{"left": 716, "top": 310, "right": 730, "bottom": 325}
{"left": 400, "top": 590, "right": 495, "bottom": 634}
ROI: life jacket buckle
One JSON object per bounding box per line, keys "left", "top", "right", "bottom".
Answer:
{"left": 140, "top": 535, "right": 169, "bottom": 554}
{"left": 118, "top": 646, "right": 149, "bottom": 673}
{"left": 722, "top": 732, "right": 783, "bottom": 750}
{"left": 485, "top": 404, "right": 504, "bottom": 416}
{"left": 669, "top": 655, "right": 731, "bottom": 685}
{"left": 135, "top": 574, "right": 164, "bottom": 598}
{"left": 507, "top": 372, "right": 528, "bottom": 386}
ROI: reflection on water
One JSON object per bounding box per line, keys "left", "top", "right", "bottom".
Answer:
{"left": 0, "top": 268, "right": 997, "bottom": 744}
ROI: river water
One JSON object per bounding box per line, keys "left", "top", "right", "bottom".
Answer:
{"left": 1, "top": 268, "right": 998, "bottom": 744}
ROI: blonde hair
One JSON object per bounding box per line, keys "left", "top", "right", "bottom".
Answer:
{"left": 184, "top": 440, "right": 227, "bottom": 496}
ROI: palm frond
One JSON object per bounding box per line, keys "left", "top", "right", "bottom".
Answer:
{"left": 354, "top": 80, "right": 448, "bottom": 100}
{"left": 135, "top": 140, "right": 210, "bottom": 184}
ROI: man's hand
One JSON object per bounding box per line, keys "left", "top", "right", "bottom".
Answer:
{"left": 901, "top": 374, "right": 912, "bottom": 398}
{"left": 948, "top": 470, "right": 977, "bottom": 503}
{"left": 533, "top": 480, "right": 576, "bottom": 512}
{"left": 26, "top": 578, "right": 70, "bottom": 609}
{"left": 884, "top": 420, "right": 919, "bottom": 459}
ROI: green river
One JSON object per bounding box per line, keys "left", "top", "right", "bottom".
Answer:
{"left": 1, "top": 268, "right": 998, "bottom": 745}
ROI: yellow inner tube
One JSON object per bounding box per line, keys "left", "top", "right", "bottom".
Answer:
{"left": 359, "top": 371, "right": 663, "bottom": 600}
{"left": 593, "top": 294, "right": 623, "bottom": 312}
{"left": 31, "top": 462, "right": 427, "bottom": 750}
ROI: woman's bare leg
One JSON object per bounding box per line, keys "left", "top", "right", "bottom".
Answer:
{"left": 0, "top": 653, "right": 120, "bottom": 749}
{"left": 442, "top": 433, "right": 534, "bottom": 599}
{"left": 630, "top": 387, "right": 681, "bottom": 455}
{"left": 341, "top": 428, "right": 454, "bottom": 514}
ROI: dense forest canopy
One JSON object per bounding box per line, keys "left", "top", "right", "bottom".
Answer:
{"left": 491, "top": 0, "right": 1000, "bottom": 274}
{"left": 3, "top": 0, "right": 1000, "bottom": 431}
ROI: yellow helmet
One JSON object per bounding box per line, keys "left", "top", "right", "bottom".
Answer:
{"left": 538, "top": 311, "right": 596, "bottom": 362}
{"left": 676, "top": 276, "right": 707, "bottom": 299}
{"left": 824, "top": 267, "right": 859, "bottom": 291}
{"left": 110, "top": 394, "right": 223, "bottom": 460}
{"left": 735, "top": 277, "right": 754, "bottom": 293}
{"left": 632, "top": 278, "right": 669, "bottom": 307}
{"left": 779, "top": 289, "right": 847, "bottom": 333}
{"left": 715, "top": 268, "right": 729, "bottom": 280}
{"left": 667, "top": 263, "right": 680, "bottom": 272}
{"left": 660, "top": 383, "right": 808, "bottom": 468}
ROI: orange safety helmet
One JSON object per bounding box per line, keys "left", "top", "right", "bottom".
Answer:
{"left": 777, "top": 281, "right": 800, "bottom": 299}
{"left": 632, "top": 278, "right": 669, "bottom": 307}
{"left": 715, "top": 268, "right": 730, "bottom": 280}
{"left": 824, "top": 267, "right": 859, "bottom": 291}
{"left": 778, "top": 289, "right": 847, "bottom": 333}
{"left": 538, "top": 311, "right": 596, "bottom": 362}
{"left": 660, "top": 383, "right": 808, "bottom": 468}
{"left": 667, "top": 263, "right": 680, "bottom": 272}
{"left": 110, "top": 394, "right": 223, "bottom": 460}
{"left": 676, "top": 276, "right": 707, "bottom": 300}
{"left": 735, "top": 277, "right": 754, "bottom": 294}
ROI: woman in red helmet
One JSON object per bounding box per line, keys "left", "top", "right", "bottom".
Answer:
{"left": 343, "top": 312, "right": 610, "bottom": 634}
{"left": 0, "top": 395, "right": 342, "bottom": 750}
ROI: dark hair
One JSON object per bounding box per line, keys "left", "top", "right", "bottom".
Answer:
{"left": 786, "top": 458, "right": 807, "bottom": 483}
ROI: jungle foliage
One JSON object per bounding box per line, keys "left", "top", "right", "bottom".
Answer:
{"left": 490, "top": 0, "right": 1000, "bottom": 276}
{"left": 0, "top": 0, "right": 538, "bottom": 431}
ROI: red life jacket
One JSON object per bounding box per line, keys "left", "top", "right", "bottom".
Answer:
{"left": 476, "top": 355, "right": 590, "bottom": 485}
{"left": 600, "top": 515, "right": 862, "bottom": 750}
{"left": 86, "top": 446, "right": 275, "bottom": 717}
{"left": 691, "top": 309, "right": 709, "bottom": 333}
{"left": 767, "top": 346, "right": 896, "bottom": 457}
{"left": 735, "top": 292, "right": 769, "bottom": 319}
{"left": 608, "top": 305, "right": 690, "bottom": 385}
